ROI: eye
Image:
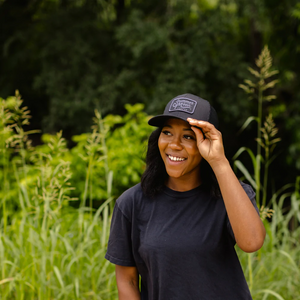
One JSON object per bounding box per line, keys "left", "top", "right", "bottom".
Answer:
{"left": 162, "top": 130, "right": 172, "bottom": 136}
{"left": 183, "top": 134, "right": 195, "bottom": 140}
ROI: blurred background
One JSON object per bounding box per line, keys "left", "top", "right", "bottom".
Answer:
{"left": 1, "top": 0, "right": 300, "bottom": 185}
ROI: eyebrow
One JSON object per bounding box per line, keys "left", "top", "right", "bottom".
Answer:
{"left": 162, "top": 124, "right": 194, "bottom": 132}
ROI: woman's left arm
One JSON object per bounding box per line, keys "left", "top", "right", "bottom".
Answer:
{"left": 210, "top": 159, "right": 265, "bottom": 252}
{"left": 188, "top": 118, "right": 266, "bottom": 253}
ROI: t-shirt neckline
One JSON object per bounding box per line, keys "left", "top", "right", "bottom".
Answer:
{"left": 163, "top": 184, "right": 203, "bottom": 198}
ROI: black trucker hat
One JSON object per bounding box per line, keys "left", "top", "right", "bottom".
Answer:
{"left": 148, "top": 93, "right": 219, "bottom": 129}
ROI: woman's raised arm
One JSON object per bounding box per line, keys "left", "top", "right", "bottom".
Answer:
{"left": 188, "top": 118, "right": 266, "bottom": 252}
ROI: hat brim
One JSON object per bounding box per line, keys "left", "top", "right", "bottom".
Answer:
{"left": 148, "top": 115, "right": 189, "bottom": 127}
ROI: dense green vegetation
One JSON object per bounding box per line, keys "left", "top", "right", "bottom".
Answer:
{"left": 0, "top": 0, "right": 300, "bottom": 187}
{"left": 1, "top": 47, "right": 300, "bottom": 299}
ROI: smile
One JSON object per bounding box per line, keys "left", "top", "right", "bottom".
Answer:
{"left": 167, "top": 154, "right": 186, "bottom": 162}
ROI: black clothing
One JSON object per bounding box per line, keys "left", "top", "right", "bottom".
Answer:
{"left": 105, "top": 182, "right": 258, "bottom": 300}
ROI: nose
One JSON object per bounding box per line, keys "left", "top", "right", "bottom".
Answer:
{"left": 169, "top": 135, "right": 183, "bottom": 150}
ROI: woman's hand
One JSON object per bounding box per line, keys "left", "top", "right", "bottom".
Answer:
{"left": 187, "top": 118, "right": 226, "bottom": 167}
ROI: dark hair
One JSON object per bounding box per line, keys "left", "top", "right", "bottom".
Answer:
{"left": 141, "top": 128, "right": 221, "bottom": 198}
{"left": 141, "top": 128, "right": 168, "bottom": 197}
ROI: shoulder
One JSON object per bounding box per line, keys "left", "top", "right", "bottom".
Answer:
{"left": 117, "top": 183, "right": 144, "bottom": 205}
{"left": 239, "top": 181, "right": 256, "bottom": 200}
{"left": 115, "top": 183, "right": 145, "bottom": 218}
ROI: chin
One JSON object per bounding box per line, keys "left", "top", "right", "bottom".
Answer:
{"left": 166, "top": 172, "right": 184, "bottom": 179}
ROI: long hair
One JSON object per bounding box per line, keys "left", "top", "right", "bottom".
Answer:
{"left": 141, "top": 128, "right": 221, "bottom": 198}
{"left": 141, "top": 128, "right": 167, "bottom": 197}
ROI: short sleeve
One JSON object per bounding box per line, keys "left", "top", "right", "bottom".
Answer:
{"left": 105, "top": 203, "right": 136, "bottom": 266}
{"left": 226, "top": 182, "right": 260, "bottom": 242}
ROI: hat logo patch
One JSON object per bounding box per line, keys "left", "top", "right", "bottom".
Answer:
{"left": 169, "top": 98, "right": 197, "bottom": 114}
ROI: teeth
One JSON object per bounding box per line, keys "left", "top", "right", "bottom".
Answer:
{"left": 168, "top": 155, "right": 185, "bottom": 161}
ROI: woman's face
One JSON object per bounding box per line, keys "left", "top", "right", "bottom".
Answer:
{"left": 158, "top": 118, "right": 202, "bottom": 187}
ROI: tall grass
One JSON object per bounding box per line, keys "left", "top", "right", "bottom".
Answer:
{"left": 237, "top": 182, "right": 300, "bottom": 300}
{"left": 236, "top": 45, "right": 280, "bottom": 207}
{"left": 0, "top": 93, "right": 116, "bottom": 299}
{"left": 235, "top": 46, "right": 300, "bottom": 299}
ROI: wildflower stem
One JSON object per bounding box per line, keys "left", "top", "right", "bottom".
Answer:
{"left": 256, "top": 87, "right": 263, "bottom": 204}
{"left": 248, "top": 252, "right": 253, "bottom": 292}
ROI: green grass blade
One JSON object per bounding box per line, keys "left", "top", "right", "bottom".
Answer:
{"left": 234, "top": 160, "right": 257, "bottom": 188}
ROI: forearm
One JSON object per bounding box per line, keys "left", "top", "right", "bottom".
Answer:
{"left": 117, "top": 283, "right": 140, "bottom": 300}
{"left": 211, "top": 159, "right": 266, "bottom": 252}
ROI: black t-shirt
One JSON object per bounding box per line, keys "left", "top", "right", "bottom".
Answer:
{"left": 105, "top": 182, "right": 258, "bottom": 300}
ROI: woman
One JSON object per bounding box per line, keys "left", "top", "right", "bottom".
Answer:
{"left": 105, "top": 93, "right": 266, "bottom": 300}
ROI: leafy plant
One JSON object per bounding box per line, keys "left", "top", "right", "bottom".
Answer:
{"left": 0, "top": 94, "right": 116, "bottom": 299}
{"left": 238, "top": 176, "right": 300, "bottom": 300}
{"left": 235, "top": 45, "right": 280, "bottom": 208}
{"left": 235, "top": 46, "right": 300, "bottom": 300}
{"left": 0, "top": 91, "right": 39, "bottom": 231}
{"left": 69, "top": 103, "right": 153, "bottom": 205}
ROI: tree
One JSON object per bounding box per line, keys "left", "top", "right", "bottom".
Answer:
{"left": 0, "top": 0, "right": 299, "bottom": 184}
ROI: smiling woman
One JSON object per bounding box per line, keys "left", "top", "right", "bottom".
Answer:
{"left": 158, "top": 119, "right": 202, "bottom": 191}
{"left": 105, "top": 94, "right": 266, "bottom": 300}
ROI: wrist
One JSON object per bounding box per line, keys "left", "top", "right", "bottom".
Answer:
{"left": 209, "top": 158, "right": 231, "bottom": 175}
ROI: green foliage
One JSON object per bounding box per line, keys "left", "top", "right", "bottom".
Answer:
{"left": 234, "top": 46, "right": 300, "bottom": 300}
{"left": 237, "top": 179, "right": 300, "bottom": 299}
{"left": 0, "top": 0, "right": 255, "bottom": 132}
{"left": 0, "top": 93, "right": 116, "bottom": 299}
{"left": 69, "top": 103, "right": 153, "bottom": 204}
{"left": 1, "top": 0, "right": 300, "bottom": 183}
{"left": 0, "top": 95, "right": 151, "bottom": 298}
{"left": 0, "top": 93, "right": 152, "bottom": 216}
{"left": 235, "top": 46, "right": 280, "bottom": 207}
{"left": 0, "top": 91, "right": 40, "bottom": 229}
{"left": 0, "top": 202, "right": 116, "bottom": 299}
{"left": 105, "top": 103, "right": 153, "bottom": 194}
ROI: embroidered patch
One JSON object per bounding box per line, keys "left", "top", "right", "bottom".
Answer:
{"left": 169, "top": 97, "right": 197, "bottom": 114}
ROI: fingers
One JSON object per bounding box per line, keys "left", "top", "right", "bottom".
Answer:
{"left": 187, "top": 118, "right": 225, "bottom": 163}
{"left": 190, "top": 125, "right": 205, "bottom": 142}
{"left": 187, "top": 118, "right": 220, "bottom": 139}
{"left": 187, "top": 118, "right": 214, "bottom": 128}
